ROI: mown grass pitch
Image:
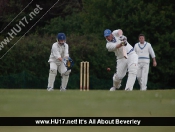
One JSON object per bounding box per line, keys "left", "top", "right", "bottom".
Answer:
{"left": 0, "top": 89, "right": 175, "bottom": 132}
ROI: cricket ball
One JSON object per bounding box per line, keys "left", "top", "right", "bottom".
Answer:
{"left": 107, "top": 68, "right": 111, "bottom": 71}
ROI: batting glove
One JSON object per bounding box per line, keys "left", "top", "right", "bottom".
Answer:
{"left": 121, "top": 40, "right": 127, "bottom": 46}
{"left": 119, "top": 35, "right": 127, "bottom": 41}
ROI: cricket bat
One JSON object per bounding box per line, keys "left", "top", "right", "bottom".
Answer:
{"left": 122, "top": 46, "right": 128, "bottom": 59}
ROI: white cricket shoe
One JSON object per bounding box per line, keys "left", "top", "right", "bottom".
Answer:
{"left": 125, "top": 88, "right": 131, "bottom": 91}
{"left": 110, "top": 87, "right": 116, "bottom": 91}
{"left": 47, "top": 87, "right": 54, "bottom": 91}
{"left": 60, "top": 87, "right": 66, "bottom": 91}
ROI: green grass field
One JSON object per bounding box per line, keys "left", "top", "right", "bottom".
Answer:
{"left": 0, "top": 89, "right": 175, "bottom": 132}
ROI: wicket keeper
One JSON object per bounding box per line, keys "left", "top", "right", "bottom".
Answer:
{"left": 47, "top": 33, "right": 71, "bottom": 91}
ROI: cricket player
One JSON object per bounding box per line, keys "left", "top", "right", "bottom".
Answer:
{"left": 47, "top": 33, "right": 71, "bottom": 91}
{"left": 134, "top": 34, "right": 157, "bottom": 90}
{"left": 104, "top": 29, "right": 138, "bottom": 91}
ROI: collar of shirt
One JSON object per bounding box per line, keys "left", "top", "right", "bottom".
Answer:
{"left": 139, "top": 41, "right": 147, "bottom": 45}
{"left": 57, "top": 42, "right": 65, "bottom": 47}
{"left": 138, "top": 41, "right": 147, "bottom": 49}
{"left": 106, "top": 36, "right": 117, "bottom": 43}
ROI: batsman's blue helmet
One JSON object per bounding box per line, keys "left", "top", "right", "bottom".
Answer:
{"left": 104, "top": 29, "right": 111, "bottom": 37}
{"left": 57, "top": 33, "right": 66, "bottom": 40}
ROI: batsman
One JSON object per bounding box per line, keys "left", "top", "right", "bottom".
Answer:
{"left": 104, "top": 29, "right": 138, "bottom": 91}
{"left": 47, "top": 33, "right": 74, "bottom": 91}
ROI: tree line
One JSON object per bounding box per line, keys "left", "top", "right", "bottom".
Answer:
{"left": 0, "top": 0, "right": 175, "bottom": 89}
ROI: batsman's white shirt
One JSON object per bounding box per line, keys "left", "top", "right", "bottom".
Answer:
{"left": 48, "top": 42, "right": 69, "bottom": 63}
{"left": 106, "top": 30, "right": 137, "bottom": 63}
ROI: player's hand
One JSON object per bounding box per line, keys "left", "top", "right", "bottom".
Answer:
{"left": 58, "top": 57, "right": 62, "bottom": 61}
{"left": 121, "top": 40, "right": 127, "bottom": 46}
{"left": 153, "top": 61, "right": 157, "bottom": 67}
{"left": 119, "top": 35, "right": 127, "bottom": 41}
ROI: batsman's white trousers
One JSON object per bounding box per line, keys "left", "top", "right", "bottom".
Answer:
{"left": 115, "top": 52, "right": 138, "bottom": 90}
{"left": 137, "top": 62, "right": 149, "bottom": 90}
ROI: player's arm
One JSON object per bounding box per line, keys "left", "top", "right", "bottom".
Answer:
{"left": 112, "top": 29, "right": 123, "bottom": 37}
{"left": 52, "top": 45, "right": 62, "bottom": 61}
{"left": 152, "top": 58, "right": 157, "bottom": 67}
{"left": 149, "top": 44, "right": 157, "bottom": 67}
{"left": 64, "top": 44, "right": 69, "bottom": 59}
{"left": 113, "top": 29, "right": 127, "bottom": 48}
{"left": 116, "top": 35, "right": 128, "bottom": 49}
{"left": 116, "top": 41, "right": 127, "bottom": 48}
{"left": 106, "top": 41, "right": 126, "bottom": 51}
{"left": 133, "top": 44, "right": 137, "bottom": 53}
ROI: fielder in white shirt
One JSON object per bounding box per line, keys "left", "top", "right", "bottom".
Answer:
{"left": 47, "top": 33, "right": 71, "bottom": 91}
{"left": 134, "top": 34, "right": 157, "bottom": 90}
{"left": 104, "top": 29, "right": 138, "bottom": 91}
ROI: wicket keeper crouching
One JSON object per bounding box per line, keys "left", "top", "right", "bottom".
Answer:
{"left": 47, "top": 33, "right": 72, "bottom": 91}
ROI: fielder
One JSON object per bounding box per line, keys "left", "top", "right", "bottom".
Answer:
{"left": 104, "top": 29, "right": 138, "bottom": 91}
{"left": 47, "top": 33, "right": 73, "bottom": 91}
{"left": 134, "top": 34, "right": 157, "bottom": 90}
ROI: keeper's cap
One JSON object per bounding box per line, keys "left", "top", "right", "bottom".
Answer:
{"left": 104, "top": 29, "right": 111, "bottom": 37}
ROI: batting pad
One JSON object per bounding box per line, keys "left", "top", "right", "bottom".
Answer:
{"left": 47, "top": 69, "right": 57, "bottom": 89}
{"left": 61, "top": 75, "right": 69, "bottom": 89}
{"left": 113, "top": 74, "right": 122, "bottom": 88}
{"left": 125, "top": 64, "right": 138, "bottom": 90}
